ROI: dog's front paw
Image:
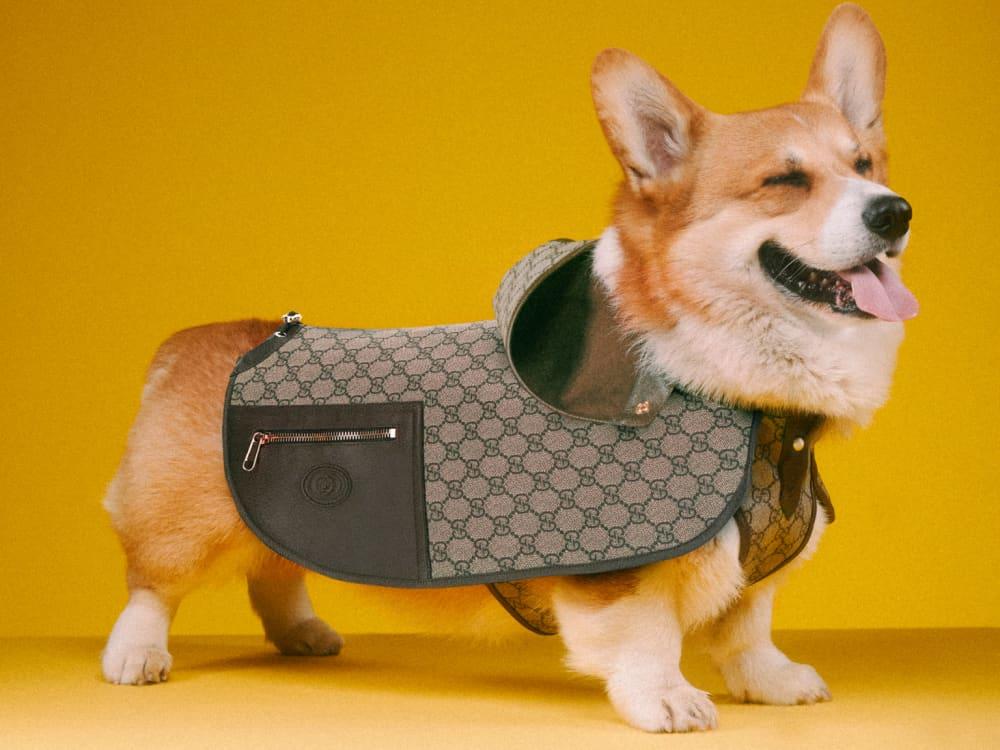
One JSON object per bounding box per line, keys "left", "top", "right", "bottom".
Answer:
{"left": 271, "top": 616, "right": 344, "bottom": 656}
{"left": 102, "top": 645, "right": 173, "bottom": 685}
{"left": 609, "top": 680, "right": 718, "bottom": 733}
{"left": 744, "top": 661, "right": 830, "bottom": 705}
{"left": 723, "top": 649, "right": 831, "bottom": 705}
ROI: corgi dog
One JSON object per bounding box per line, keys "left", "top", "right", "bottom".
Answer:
{"left": 102, "top": 4, "right": 917, "bottom": 733}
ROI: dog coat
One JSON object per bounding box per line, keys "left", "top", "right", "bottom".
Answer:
{"left": 223, "top": 239, "right": 833, "bottom": 634}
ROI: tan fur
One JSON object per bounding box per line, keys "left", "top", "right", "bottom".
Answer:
{"left": 558, "top": 570, "right": 639, "bottom": 607}
{"left": 104, "top": 319, "right": 520, "bottom": 635}
{"left": 103, "top": 4, "right": 908, "bottom": 733}
{"left": 106, "top": 321, "right": 275, "bottom": 593}
{"left": 611, "top": 102, "right": 887, "bottom": 337}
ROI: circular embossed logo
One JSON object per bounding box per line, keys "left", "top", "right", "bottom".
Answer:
{"left": 301, "top": 465, "right": 352, "bottom": 506}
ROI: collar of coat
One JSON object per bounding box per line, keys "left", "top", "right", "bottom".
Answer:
{"left": 494, "top": 238, "right": 672, "bottom": 428}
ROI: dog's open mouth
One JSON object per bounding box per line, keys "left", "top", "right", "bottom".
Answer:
{"left": 758, "top": 241, "right": 918, "bottom": 322}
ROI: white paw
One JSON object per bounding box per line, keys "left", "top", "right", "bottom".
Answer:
{"left": 610, "top": 682, "right": 719, "bottom": 733}
{"left": 725, "top": 653, "right": 831, "bottom": 705}
{"left": 102, "top": 645, "right": 173, "bottom": 685}
{"left": 272, "top": 617, "right": 344, "bottom": 656}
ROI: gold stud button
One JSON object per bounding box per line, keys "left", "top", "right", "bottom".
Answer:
{"left": 792, "top": 437, "right": 806, "bottom": 452}
{"left": 633, "top": 400, "right": 651, "bottom": 416}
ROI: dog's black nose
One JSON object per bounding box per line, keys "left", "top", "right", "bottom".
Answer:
{"left": 863, "top": 195, "right": 912, "bottom": 241}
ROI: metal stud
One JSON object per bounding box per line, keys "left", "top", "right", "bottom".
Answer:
{"left": 792, "top": 436, "right": 806, "bottom": 452}
{"left": 633, "top": 400, "right": 651, "bottom": 416}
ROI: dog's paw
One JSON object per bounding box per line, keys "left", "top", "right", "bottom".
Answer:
{"left": 272, "top": 617, "right": 344, "bottom": 656}
{"left": 102, "top": 645, "right": 173, "bottom": 685}
{"left": 610, "top": 681, "right": 719, "bottom": 733}
{"left": 724, "top": 652, "right": 831, "bottom": 705}
{"left": 743, "top": 661, "right": 830, "bottom": 705}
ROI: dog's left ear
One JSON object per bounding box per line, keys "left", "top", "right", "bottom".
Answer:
{"left": 802, "top": 4, "right": 887, "bottom": 145}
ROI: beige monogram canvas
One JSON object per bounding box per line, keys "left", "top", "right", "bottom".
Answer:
{"left": 230, "top": 322, "right": 755, "bottom": 580}
{"left": 739, "top": 416, "right": 818, "bottom": 583}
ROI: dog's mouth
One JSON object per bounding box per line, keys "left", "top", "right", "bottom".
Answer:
{"left": 758, "top": 241, "right": 918, "bottom": 322}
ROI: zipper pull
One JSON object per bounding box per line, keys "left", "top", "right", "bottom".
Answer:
{"left": 242, "top": 431, "right": 269, "bottom": 472}
{"left": 274, "top": 311, "right": 303, "bottom": 338}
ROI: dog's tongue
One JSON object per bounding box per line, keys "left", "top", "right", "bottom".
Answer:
{"left": 837, "top": 259, "right": 919, "bottom": 322}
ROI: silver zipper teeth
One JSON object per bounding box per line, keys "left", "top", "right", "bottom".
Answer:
{"left": 266, "top": 429, "right": 396, "bottom": 444}
{"left": 242, "top": 427, "right": 396, "bottom": 472}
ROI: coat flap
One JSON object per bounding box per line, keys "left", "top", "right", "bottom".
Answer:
{"left": 492, "top": 239, "right": 671, "bottom": 427}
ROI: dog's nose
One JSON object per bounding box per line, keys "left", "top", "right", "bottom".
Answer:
{"left": 863, "top": 195, "right": 912, "bottom": 241}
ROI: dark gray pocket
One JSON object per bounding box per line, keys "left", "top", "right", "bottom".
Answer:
{"left": 224, "top": 401, "right": 428, "bottom": 585}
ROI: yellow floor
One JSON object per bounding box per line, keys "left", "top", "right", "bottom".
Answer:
{"left": 1, "top": 630, "right": 997, "bottom": 749}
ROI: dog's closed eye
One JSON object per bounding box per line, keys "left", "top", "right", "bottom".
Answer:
{"left": 762, "top": 170, "right": 811, "bottom": 188}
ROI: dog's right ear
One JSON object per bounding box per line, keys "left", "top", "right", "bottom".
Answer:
{"left": 802, "top": 4, "right": 887, "bottom": 146}
{"left": 591, "top": 49, "right": 704, "bottom": 193}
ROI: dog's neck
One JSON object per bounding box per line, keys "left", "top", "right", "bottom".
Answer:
{"left": 592, "top": 227, "right": 904, "bottom": 427}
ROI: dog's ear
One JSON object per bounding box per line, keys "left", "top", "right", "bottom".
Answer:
{"left": 802, "top": 4, "right": 886, "bottom": 145}
{"left": 591, "top": 49, "right": 704, "bottom": 193}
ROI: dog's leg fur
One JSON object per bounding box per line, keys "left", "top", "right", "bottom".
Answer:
{"left": 701, "top": 579, "right": 830, "bottom": 704}
{"left": 556, "top": 587, "right": 716, "bottom": 732}
{"left": 698, "top": 511, "right": 830, "bottom": 704}
{"left": 247, "top": 558, "right": 343, "bottom": 656}
{"left": 102, "top": 586, "right": 179, "bottom": 685}
{"left": 552, "top": 521, "right": 743, "bottom": 732}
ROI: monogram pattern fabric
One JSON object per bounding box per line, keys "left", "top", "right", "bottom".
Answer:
{"left": 500, "top": 416, "right": 819, "bottom": 635}
{"left": 229, "top": 322, "right": 755, "bottom": 580}
{"left": 737, "top": 416, "right": 817, "bottom": 584}
{"left": 226, "top": 237, "right": 827, "bottom": 635}
{"left": 492, "top": 238, "right": 587, "bottom": 341}
{"left": 487, "top": 581, "right": 559, "bottom": 635}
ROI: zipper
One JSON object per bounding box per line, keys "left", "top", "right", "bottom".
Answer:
{"left": 242, "top": 427, "right": 397, "bottom": 472}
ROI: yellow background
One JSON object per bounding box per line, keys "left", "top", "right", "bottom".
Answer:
{"left": 1, "top": 0, "right": 997, "bottom": 638}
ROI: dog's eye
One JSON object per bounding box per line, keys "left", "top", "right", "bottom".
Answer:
{"left": 762, "top": 170, "right": 810, "bottom": 188}
{"left": 854, "top": 157, "right": 873, "bottom": 175}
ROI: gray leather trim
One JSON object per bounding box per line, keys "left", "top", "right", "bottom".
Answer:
{"left": 225, "top": 399, "right": 428, "bottom": 584}
{"left": 231, "top": 324, "right": 298, "bottom": 375}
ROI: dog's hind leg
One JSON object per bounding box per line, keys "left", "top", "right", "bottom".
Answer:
{"left": 102, "top": 585, "right": 180, "bottom": 685}
{"left": 701, "top": 579, "right": 830, "bottom": 705}
{"left": 247, "top": 556, "right": 343, "bottom": 657}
